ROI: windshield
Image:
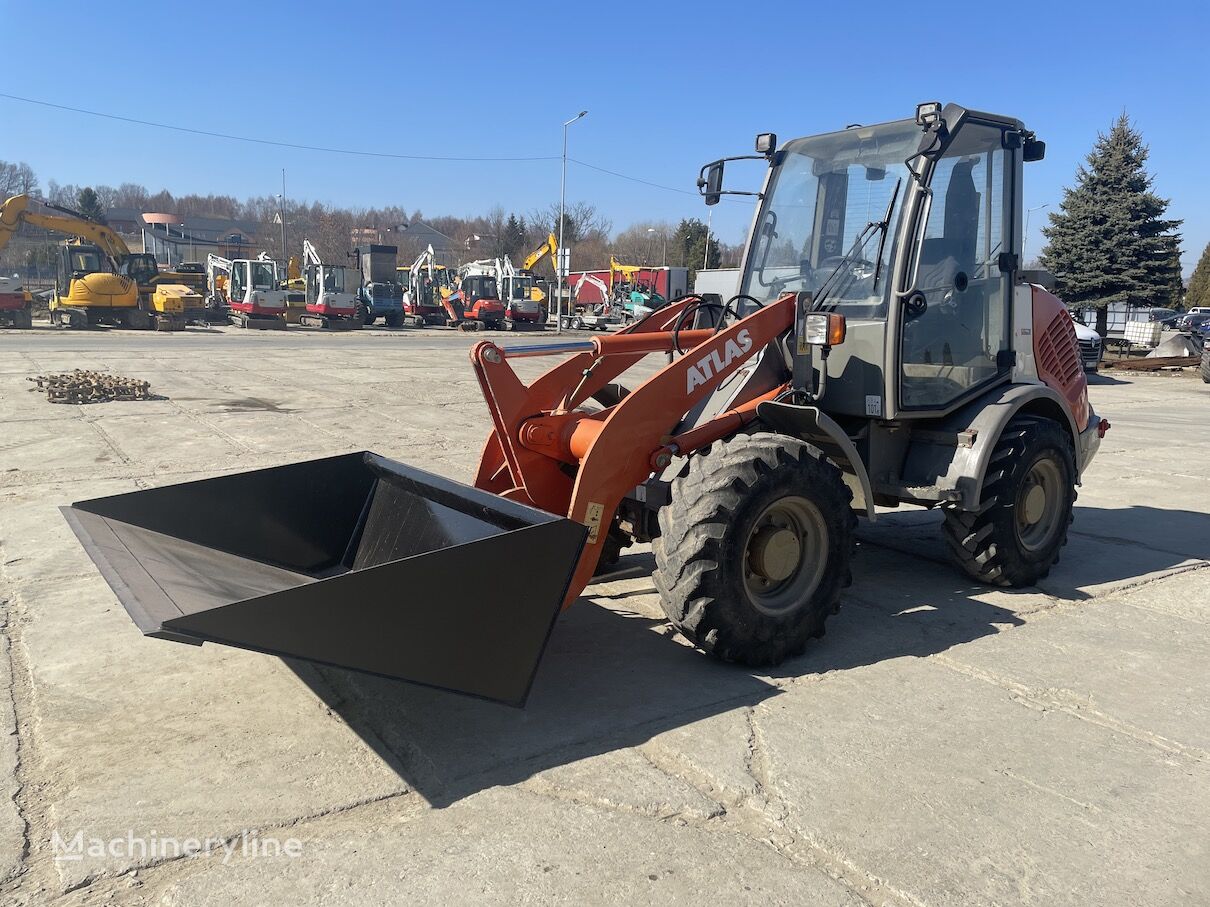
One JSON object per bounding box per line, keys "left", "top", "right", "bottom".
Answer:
{"left": 323, "top": 267, "right": 348, "bottom": 292}
{"left": 470, "top": 276, "right": 498, "bottom": 299}
{"left": 739, "top": 119, "right": 919, "bottom": 318}
{"left": 68, "top": 249, "right": 105, "bottom": 273}
{"left": 511, "top": 276, "right": 532, "bottom": 300}
{"left": 251, "top": 261, "right": 276, "bottom": 290}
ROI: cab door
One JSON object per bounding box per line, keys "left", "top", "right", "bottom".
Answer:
{"left": 898, "top": 121, "right": 1016, "bottom": 412}
{"left": 229, "top": 262, "right": 247, "bottom": 304}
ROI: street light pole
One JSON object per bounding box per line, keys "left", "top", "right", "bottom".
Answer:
{"left": 703, "top": 208, "right": 713, "bottom": 269}
{"left": 1023, "top": 203, "right": 1049, "bottom": 262}
{"left": 556, "top": 110, "right": 587, "bottom": 335}
{"left": 279, "top": 169, "right": 288, "bottom": 265}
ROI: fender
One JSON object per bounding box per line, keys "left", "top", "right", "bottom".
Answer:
{"left": 754, "top": 400, "right": 877, "bottom": 520}
{"left": 900, "top": 382, "right": 1091, "bottom": 511}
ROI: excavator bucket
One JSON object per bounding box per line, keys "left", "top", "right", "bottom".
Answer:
{"left": 62, "top": 452, "right": 587, "bottom": 705}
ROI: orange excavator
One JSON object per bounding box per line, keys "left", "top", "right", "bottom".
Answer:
{"left": 63, "top": 103, "right": 1107, "bottom": 706}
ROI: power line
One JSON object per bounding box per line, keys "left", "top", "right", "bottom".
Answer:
{"left": 0, "top": 92, "right": 558, "bottom": 163}
{"left": 568, "top": 158, "right": 696, "bottom": 195}
{"left": 0, "top": 91, "right": 758, "bottom": 206}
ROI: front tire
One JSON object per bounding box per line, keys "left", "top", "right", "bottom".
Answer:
{"left": 943, "top": 416, "right": 1075, "bottom": 587}
{"left": 652, "top": 432, "right": 855, "bottom": 666}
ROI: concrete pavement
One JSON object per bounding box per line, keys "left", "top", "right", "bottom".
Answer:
{"left": 0, "top": 324, "right": 1207, "bottom": 905}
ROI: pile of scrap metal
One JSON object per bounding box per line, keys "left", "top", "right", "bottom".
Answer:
{"left": 28, "top": 370, "right": 154, "bottom": 404}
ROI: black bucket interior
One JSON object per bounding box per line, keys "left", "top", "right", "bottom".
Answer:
{"left": 63, "top": 452, "right": 587, "bottom": 705}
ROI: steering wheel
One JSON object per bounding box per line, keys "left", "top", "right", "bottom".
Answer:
{"left": 818, "top": 256, "right": 877, "bottom": 281}
{"left": 670, "top": 294, "right": 766, "bottom": 355}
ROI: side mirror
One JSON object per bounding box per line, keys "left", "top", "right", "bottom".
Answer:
{"left": 1023, "top": 138, "right": 1046, "bottom": 162}
{"left": 697, "top": 161, "right": 725, "bottom": 206}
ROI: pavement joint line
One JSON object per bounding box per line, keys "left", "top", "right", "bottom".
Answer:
{"left": 509, "top": 781, "right": 889, "bottom": 907}
{"left": 0, "top": 573, "right": 51, "bottom": 900}
{"left": 641, "top": 717, "right": 922, "bottom": 907}
{"left": 1066, "top": 526, "right": 1210, "bottom": 560}
{"left": 78, "top": 415, "right": 154, "bottom": 492}
{"left": 996, "top": 768, "right": 1104, "bottom": 815}
{"left": 162, "top": 399, "right": 257, "bottom": 456}
{"left": 49, "top": 786, "right": 432, "bottom": 902}
{"left": 1117, "top": 595, "right": 1210, "bottom": 627}
{"left": 54, "top": 784, "right": 426, "bottom": 897}
{"left": 932, "top": 654, "right": 1209, "bottom": 762}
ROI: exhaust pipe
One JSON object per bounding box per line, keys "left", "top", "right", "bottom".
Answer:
{"left": 63, "top": 452, "right": 587, "bottom": 705}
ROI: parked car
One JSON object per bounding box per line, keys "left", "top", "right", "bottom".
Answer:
{"left": 1175, "top": 312, "right": 1210, "bottom": 333}
{"left": 1145, "top": 307, "right": 1180, "bottom": 327}
{"left": 1072, "top": 320, "right": 1103, "bottom": 372}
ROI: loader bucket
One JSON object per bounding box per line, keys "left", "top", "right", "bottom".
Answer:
{"left": 62, "top": 452, "right": 587, "bottom": 705}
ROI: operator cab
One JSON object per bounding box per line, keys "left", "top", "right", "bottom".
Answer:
{"left": 462, "top": 274, "right": 500, "bottom": 303}
{"left": 120, "top": 253, "right": 161, "bottom": 285}
{"left": 711, "top": 103, "right": 1041, "bottom": 420}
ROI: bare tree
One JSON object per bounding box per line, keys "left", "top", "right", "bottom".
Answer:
{"left": 0, "top": 161, "right": 38, "bottom": 198}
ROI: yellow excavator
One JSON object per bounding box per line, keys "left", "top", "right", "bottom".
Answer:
{"left": 518, "top": 232, "right": 558, "bottom": 305}
{"left": 0, "top": 194, "right": 201, "bottom": 329}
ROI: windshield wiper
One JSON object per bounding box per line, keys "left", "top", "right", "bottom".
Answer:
{"left": 813, "top": 177, "right": 902, "bottom": 310}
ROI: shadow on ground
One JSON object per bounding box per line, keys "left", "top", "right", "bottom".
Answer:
{"left": 289, "top": 540, "right": 1033, "bottom": 807}
{"left": 858, "top": 504, "right": 1210, "bottom": 598}
{"left": 1086, "top": 371, "right": 1132, "bottom": 386}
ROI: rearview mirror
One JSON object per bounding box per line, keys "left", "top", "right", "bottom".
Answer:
{"left": 698, "top": 161, "right": 725, "bottom": 206}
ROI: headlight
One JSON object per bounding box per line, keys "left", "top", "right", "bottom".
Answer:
{"left": 801, "top": 312, "right": 847, "bottom": 347}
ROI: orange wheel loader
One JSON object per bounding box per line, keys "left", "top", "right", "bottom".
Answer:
{"left": 63, "top": 103, "right": 1107, "bottom": 706}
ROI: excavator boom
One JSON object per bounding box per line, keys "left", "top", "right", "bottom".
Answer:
{"left": 0, "top": 195, "right": 131, "bottom": 260}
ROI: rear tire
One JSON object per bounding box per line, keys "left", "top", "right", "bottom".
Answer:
{"left": 356, "top": 301, "right": 373, "bottom": 325}
{"left": 385, "top": 310, "right": 403, "bottom": 328}
{"left": 943, "top": 417, "right": 1075, "bottom": 587}
{"left": 652, "top": 432, "right": 856, "bottom": 666}
{"left": 1200, "top": 346, "right": 1210, "bottom": 383}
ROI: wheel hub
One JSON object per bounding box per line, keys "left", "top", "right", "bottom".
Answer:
{"left": 1015, "top": 456, "right": 1065, "bottom": 552}
{"left": 1022, "top": 483, "right": 1047, "bottom": 525}
{"left": 742, "top": 496, "right": 829, "bottom": 616}
{"left": 748, "top": 527, "right": 801, "bottom": 581}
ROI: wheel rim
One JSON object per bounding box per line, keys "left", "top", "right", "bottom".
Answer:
{"left": 1015, "top": 456, "right": 1064, "bottom": 552}
{"left": 742, "top": 496, "right": 829, "bottom": 616}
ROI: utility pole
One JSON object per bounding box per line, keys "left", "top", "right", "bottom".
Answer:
{"left": 557, "top": 110, "right": 587, "bottom": 334}
{"left": 703, "top": 208, "right": 713, "bottom": 269}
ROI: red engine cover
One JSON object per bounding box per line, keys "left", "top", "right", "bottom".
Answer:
{"left": 1031, "top": 286, "right": 1089, "bottom": 432}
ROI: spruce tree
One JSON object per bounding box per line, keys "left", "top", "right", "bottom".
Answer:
{"left": 1186, "top": 241, "right": 1210, "bottom": 310}
{"left": 670, "top": 218, "right": 720, "bottom": 274}
{"left": 76, "top": 186, "right": 107, "bottom": 224}
{"left": 1040, "top": 114, "right": 1182, "bottom": 335}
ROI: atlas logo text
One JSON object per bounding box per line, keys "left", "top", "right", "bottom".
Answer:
{"left": 686, "top": 330, "right": 753, "bottom": 393}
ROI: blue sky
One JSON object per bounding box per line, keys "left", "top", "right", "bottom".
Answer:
{"left": 2, "top": 0, "right": 1206, "bottom": 274}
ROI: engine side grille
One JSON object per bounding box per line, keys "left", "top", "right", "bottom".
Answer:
{"left": 1037, "top": 310, "right": 1082, "bottom": 384}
